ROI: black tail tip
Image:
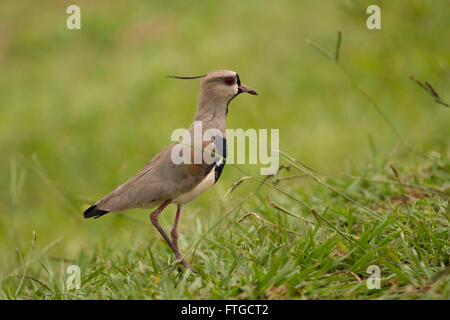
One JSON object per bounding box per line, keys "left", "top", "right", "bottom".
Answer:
{"left": 83, "top": 205, "right": 109, "bottom": 219}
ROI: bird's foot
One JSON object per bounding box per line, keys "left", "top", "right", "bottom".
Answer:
{"left": 181, "top": 260, "right": 197, "bottom": 274}
{"left": 175, "top": 254, "right": 197, "bottom": 273}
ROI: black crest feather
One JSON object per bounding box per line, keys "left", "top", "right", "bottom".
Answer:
{"left": 166, "top": 74, "right": 206, "bottom": 80}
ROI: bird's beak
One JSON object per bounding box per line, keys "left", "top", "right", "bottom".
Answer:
{"left": 238, "top": 84, "right": 258, "bottom": 95}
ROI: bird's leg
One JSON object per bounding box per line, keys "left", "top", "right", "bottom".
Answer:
{"left": 170, "top": 205, "right": 196, "bottom": 273}
{"left": 150, "top": 200, "right": 195, "bottom": 273}
{"left": 171, "top": 205, "right": 187, "bottom": 273}
{"left": 171, "top": 205, "right": 182, "bottom": 252}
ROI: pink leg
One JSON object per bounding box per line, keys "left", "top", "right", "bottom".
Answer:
{"left": 171, "top": 205, "right": 182, "bottom": 252}
{"left": 150, "top": 200, "right": 195, "bottom": 272}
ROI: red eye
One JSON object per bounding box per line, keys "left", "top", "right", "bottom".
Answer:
{"left": 225, "top": 77, "right": 235, "bottom": 85}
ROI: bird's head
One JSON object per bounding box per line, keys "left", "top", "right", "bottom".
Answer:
{"left": 168, "top": 70, "right": 257, "bottom": 111}
{"left": 200, "top": 70, "right": 257, "bottom": 104}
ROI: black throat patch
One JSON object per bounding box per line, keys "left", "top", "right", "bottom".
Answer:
{"left": 213, "top": 136, "right": 227, "bottom": 183}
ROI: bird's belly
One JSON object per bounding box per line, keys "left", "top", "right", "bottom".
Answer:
{"left": 173, "top": 168, "right": 216, "bottom": 205}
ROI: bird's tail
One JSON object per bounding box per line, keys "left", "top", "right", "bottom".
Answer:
{"left": 83, "top": 204, "right": 109, "bottom": 219}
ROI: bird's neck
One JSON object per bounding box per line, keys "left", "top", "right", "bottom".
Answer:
{"left": 191, "top": 94, "right": 228, "bottom": 136}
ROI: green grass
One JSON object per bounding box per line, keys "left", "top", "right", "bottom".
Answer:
{"left": 2, "top": 149, "right": 449, "bottom": 299}
{"left": 0, "top": 0, "right": 449, "bottom": 299}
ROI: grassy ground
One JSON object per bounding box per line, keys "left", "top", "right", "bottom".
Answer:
{"left": 0, "top": 0, "right": 449, "bottom": 299}
{"left": 2, "top": 150, "right": 449, "bottom": 299}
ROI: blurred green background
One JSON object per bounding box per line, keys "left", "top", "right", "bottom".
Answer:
{"left": 0, "top": 0, "right": 448, "bottom": 273}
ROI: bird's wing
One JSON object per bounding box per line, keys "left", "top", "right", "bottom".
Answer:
{"left": 96, "top": 142, "right": 216, "bottom": 212}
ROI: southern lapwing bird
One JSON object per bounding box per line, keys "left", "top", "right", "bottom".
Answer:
{"left": 83, "top": 70, "right": 257, "bottom": 272}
